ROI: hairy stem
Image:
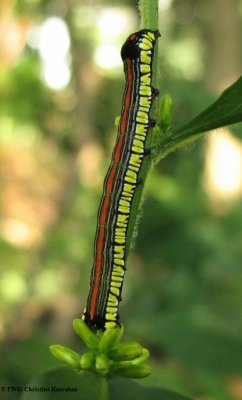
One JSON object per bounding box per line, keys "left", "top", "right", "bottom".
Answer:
{"left": 126, "top": 0, "right": 159, "bottom": 252}
{"left": 139, "top": 0, "right": 159, "bottom": 31}
{"left": 139, "top": 0, "right": 159, "bottom": 88}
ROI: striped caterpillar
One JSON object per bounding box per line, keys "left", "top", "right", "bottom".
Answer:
{"left": 82, "top": 29, "right": 160, "bottom": 330}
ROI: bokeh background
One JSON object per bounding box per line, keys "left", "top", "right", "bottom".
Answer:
{"left": 1, "top": 0, "right": 242, "bottom": 399}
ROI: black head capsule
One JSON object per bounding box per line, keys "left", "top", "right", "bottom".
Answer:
{"left": 121, "top": 37, "right": 140, "bottom": 60}
{"left": 121, "top": 29, "right": 160, "bottom": 60}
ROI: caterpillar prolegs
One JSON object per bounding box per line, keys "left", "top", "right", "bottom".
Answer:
{"left": 82, "top": 29, "right": 160, "bottom": 330}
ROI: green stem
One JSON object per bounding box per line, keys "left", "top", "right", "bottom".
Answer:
{"left": 126, "top": 0, "right": 159, "bottom": 252}
{"left": 139, "top": 0, "right": 159, "bottom": 31}
{"left": 100, "top": 377, "right": 109, "bottom": 400}
{"left": 139, "top": 0, "right": 159, "bottom": 88}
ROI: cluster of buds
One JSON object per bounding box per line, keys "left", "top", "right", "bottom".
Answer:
{"left": 50, "top": 319, "right": 150, "bottom": 379}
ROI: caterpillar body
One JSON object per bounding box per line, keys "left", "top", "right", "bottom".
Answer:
{"left": 82, "top": 29, "right": 160, "bottom": 330}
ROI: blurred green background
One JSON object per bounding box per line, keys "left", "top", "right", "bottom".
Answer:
{"left": 0, "top": 0, "right": 242, "bottom": 399}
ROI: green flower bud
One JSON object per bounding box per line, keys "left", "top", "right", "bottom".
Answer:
{"left": 73, "top": 319, "right": 99, "bottom": 350}
{"left": 80, "top": 352, "right": 96, "bottom": 370}
{"left": 119, "top": 365, "right": 151, "bottom": 378}
{"left": 109, "top": 342, "right": 143, "bottom": 361}
{"left": 131, "top": 348, "right": 149, "bottom": 365}
{"left": 98, "top": 324, "right": 124, "bottom": 353}
{"left": 95, "top": 354, "right": 110, "bottom": 376}
{"left": 49, "top": 345, "right": 80, "bottom": 369}
{"left": 110, "top": 348, "right": 149, "bottom": 369}
{"left": 111, "top": 363, "right": 151, "bottom": 378}
{"left": 157, "top": 94, "right": 173, "bottom": 132}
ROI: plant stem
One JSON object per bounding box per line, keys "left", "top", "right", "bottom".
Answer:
{"left": 139, "top": 0, "right": 159, "bottom": 31}
{"left": 126, "top": 0, "right": 159, "bottom": 252}
{"left": 100, "top": 377, "right": 109, "bottom": 400}
{"left": 139, "top": 0, "right": 159, "bottom": 88}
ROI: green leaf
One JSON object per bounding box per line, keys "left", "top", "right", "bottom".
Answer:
{"left": 173, "top": 75, "right": 242, "bottom": 140}
{"left": 21, "top": 367, "right": 193, "bottom": 400}
{"left": 110, "top": 379, "right": 192, "bottom": 400}
{"left": 21, "top": 367, "right": 192, "bottom": 400}
{"left": 21, "top": 368, "right": 104, "bottom": 400}
{"left": 142, "top": 312, "right": 242, "bottom": 375}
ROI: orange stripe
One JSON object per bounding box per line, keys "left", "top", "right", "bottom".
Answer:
{"left": 89, "top": 58, "right": 133, "bottom": 318}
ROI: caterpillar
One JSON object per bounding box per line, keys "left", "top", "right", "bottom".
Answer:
{"left": 82, "top": 29, "right": 160, "bottom": 330}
